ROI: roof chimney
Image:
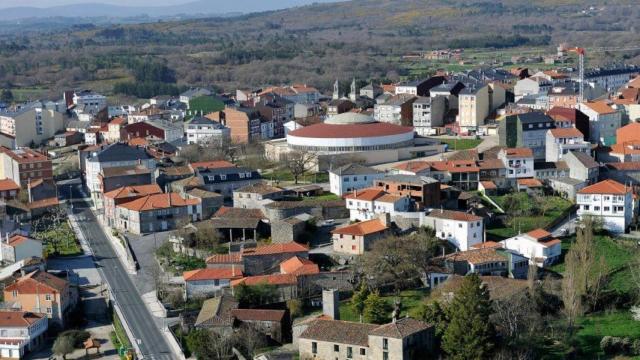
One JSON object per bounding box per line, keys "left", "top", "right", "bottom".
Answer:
{"left": 322, "top": 289, "right": 339, "bottom": 320}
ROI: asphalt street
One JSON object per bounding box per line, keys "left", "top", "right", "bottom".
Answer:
{"left": 71, "top": 201, "right": 174, "bottom": 360}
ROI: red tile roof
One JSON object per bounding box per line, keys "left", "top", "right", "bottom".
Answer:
{"left": 583, "top": 101, "right": 616, "bottom": 115}
{"left": 502, "top": 148, "right": 533, "bottom": 158}
{"left": 118, "top": 193, "right": 199, "bottom": 211}
{"left": 213, "top": 207, "right": 265, "bottom": 219}
{"left": 109, "top": 117, "right": 127, "bottom": 125}
{"left": 332, "top": 219, "right": 388, "bottom": 236}
{"left": 242, "top": 242, "right": 308, "bottom": 256}
{"left": 343, "top": 188, "right": 388, "bottom": 201}
{"left": 471, "top": 241, "right": 502, "bottom": 249}
{"left": 190, "top": 160, "right": 236, "bottom": 170}
{"left": 606, "top": 162, "right": 640, "bottom": 171}
{"left": 578, "top": 179, "right": 631, "bottom": 195}
{"left": 27, "top": 197, "right": 59, "bottom": 210}
{"left": 6, "top": 235, "right": 33, "bottom": 247}
{"left": 231, "top": 309, "right": 286, "bottom": 322}
{"left": 479, "top": 181, "right": 497, "bottom": 190}
{"left": 517, "top": 178, "right": 544, "bottom": 187}
{"left": 610, "top": 142, "right": 640, "bottom": 156}
{"left": 5, "top": 271, "right": 68, "bottom": 294}
{"left": 287, "top": 122, "right": 413, "bottom": 139}
{"left": 394, "top": 161, "right": 431, "bottom": 173}
{"left": 0, "top": 311, "right": 44, "bottom": 327}
{"left": 549, "top": 128, "right": 583, "bottom": 138}
{"left": 103, "top": 184, "right": 162, "bottom": 200}
{"left": 205, "top": 253, "right": 242, "bottom": 264}
{"left": 427, "top": 209, "right": 482, "bottom": 222}
{"left": 0, "top": 179, "right": 19, "bottom": 192}
{"left": 526, "top": 229, "right": 552, "bottom": 240}
{"left": 279, "top": 256, "right": 319, "bottom": 275}
{"left": 183, "top": 268, "right": 243, "bottom": 281}
{"left": 0, "top": 147, "right": 49, "bottom": 163}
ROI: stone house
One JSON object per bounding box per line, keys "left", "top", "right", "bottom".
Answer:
{"left": 183, "top": 268, "right": 243, "bottom": 299}
{"left": 231, "top": 309, "right": 290, "bottom": 344}
{"left": 331, "top": 218, "right": 390, "bottom": 256}
{"left": 233, "top": 182, "right": 287, "bottom": 210}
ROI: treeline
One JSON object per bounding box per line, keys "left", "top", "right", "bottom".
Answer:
{"left": 113, "top": 82, "right": 186, "bottom": 99}
{"left": 448, "top": 35, "right": 551, "bottom": 49}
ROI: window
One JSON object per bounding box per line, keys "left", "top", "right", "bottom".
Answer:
{"left": 360, "top": 348, "right": 366, "bottom": 356}
{"left": 604, "top": 207, "right": 610, "bottom": 212}
{"left": 46, "top": 307, "right": 52, "bottom": 314}
{"left": 383, "top": 338, "right": 388, "bottom": 350}
{"left": 312, "top": 342, "right": 317, "bottom": 354}
{"left": 45, "top": 294, "right": 51, "bottom": 301}
{"left": 12, "top": 291, "right": 16, "bottom": 298}
{"left": 347, "top": 347, "right": 353, "bottom": 358}
{"left": 383, "top": 352, "right": 389, "bottom": 360}
{"left": 334, "top": 344, "right": 340, "bottom": 352}
{"left": 594, "top": 206, "right": 600, "bottom": 211}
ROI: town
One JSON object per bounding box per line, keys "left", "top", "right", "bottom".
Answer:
{"left": 0, "top": 8, "right": 639, "bottom": 360}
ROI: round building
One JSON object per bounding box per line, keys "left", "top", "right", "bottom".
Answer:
{"left": 286, "top": 113, "right": 414, "bottom": 153}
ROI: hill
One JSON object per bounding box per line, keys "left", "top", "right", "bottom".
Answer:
{"left": 0, "top": 0, "right": 639, "bottom": 100}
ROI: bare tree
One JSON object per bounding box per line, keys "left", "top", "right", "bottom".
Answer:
{"left": 282, "top": 150, "right": 316, "bottom": 184}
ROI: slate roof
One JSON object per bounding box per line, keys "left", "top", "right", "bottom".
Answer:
{"left": 330, "top": 163, "right": 382, "bottom": 176}
{"left": 194, "top": 295, "right": 237, "bottom": 328}
{"left": 568, "top": 151, "right": 598, "bottom": 168}
{"left": 369, "top": 318, "right": 432, "bottom": 338}
{"left": 231, "top": 309, "right": 286, "bottom": 322}
{"left": 299, "top": 319, "right": 378, "bottom": 347}
{"left": 90, "top": 143, "right": 152, "bottom": 163}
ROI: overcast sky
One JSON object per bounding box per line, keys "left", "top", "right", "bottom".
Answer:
{"left": 0, "top": 0, "right": 193, "bottom": 7}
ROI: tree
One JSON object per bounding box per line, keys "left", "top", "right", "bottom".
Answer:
{"left": 351, "top": 283, "right": 370, "bottom": 322}
{"left": 282, "top": 150, "right": 316, "bottom": 184}
{"left": 416, "top": 300, "right": 449, "bottom": 341}
{"left": 0, "top": 89, "right": 13, "bottom": 103}
{"left": 363, "top": 292, "right": 390, "bottom": 324}
{"left": 442, "top": 274, "right": 494, "bottom": 360}
{"left": 234, "top": 283, "right": 279, "bottom": 308}
{"left": 491, "top": 292, "right": 543, "bottom": 348}
{"left": 186, "top": 329, "right": 223, "bottom": 359}
{"left": 287, "top": 299, "right": 303, "bottom": 319}
{"left": 53, "top": 335, "right": 75, "bottom": 359}
{"left": 359, "top": 235, "right": 422, "bottom": 293}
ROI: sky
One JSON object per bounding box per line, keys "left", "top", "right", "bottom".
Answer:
{"left": 0, "top": 0, "right": 190, "bottom": 7}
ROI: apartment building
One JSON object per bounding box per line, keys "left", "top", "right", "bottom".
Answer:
{"left": 545, "top": 127, "right": 591, "bottom": 162}
{"left": 0, "top": 311, "right": 48, "bottom": 359}
{"left": 577, "top": 179, "right": 634, "bottom": 234}
{"left": 114, "top": 193, "right": 202, "bottom": 234}
{"left": 412, "top": 96, "right": 446, "bottom": 135}
{"left": 344, "top": 188, "right": 411, "bottom": 222}
{"left": 373, "top": 94, "right": 417, "bottom": 126}
{"left": 329, "top": 163, "right": 384, "bottom": 196}
{"left": 103, "top": 184, "right": 163, "bottom": 227}
{"left": 0, "top": 101, "right": 65, "bottom": 148}
{"left": 579, "top": 101, "right": 622, "bottom": 146}
{"left": 372, "top": 174, "right": 440, "bottom": 208}
{"left": 122, "top": 120, "right": 184, "bottom": 143}
{"left": 207, "top": 107, "right": 262, "bottom": 143}
{"left": 421, "top": 209, "right": 483, "bottom": 251}
{"left": 498, "top": 112, "right": 555, "bottom": 160}
{"left": 185, "top": 116, "right": 230, "bottom": 145}
{"left": 498, "top": 148, "right": 535, "bottom": 180}
{"left": 0, "top": 148, "right": 52, "bottom": 187}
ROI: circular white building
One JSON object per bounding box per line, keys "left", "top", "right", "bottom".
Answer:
{"left": 286, "top": 112, "right": 414, "bottom": 153}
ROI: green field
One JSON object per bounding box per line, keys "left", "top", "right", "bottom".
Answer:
{"left": 440, "top": 138, "right": 483, "bottom": 150}
{"left": 188, "top": 96, "right": 224, "bottom": 117}
{"left": 487, "top": 195, "right": 573, "bottom": 240}
{"left": 36, "top": 222, "right": 82, "bottom": 257}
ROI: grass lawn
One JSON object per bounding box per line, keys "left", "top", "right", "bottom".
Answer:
{"left": 301, "top": 193, "right": 341, "bottom": 202}
{"left": 36, "top": 222, "right": 82, "bottom": 257}
{"left": 188, "top": 95, "right": 224, "bottom": 117}
{"left": 338, "top": 289, "right": 429, "bottom": 323}
{"left": 264, "top": 168, "right": 329, "bottom": 184}
{"left": 439, "top": 138, "right": 483, "bottom": 150}
{"left": 111, "top": 312, "right": 133, "bottom": 358}
{"left": 549, "top": 234, "right": 639, "bottom": 295}
{"left": 486, "top": 195, "right": 573, "bottom": 240}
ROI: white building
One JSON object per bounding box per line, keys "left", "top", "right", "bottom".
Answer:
{"left": 180, "top": 88, "right": 212, "bottom": 106}
{"left": 499, "top": 229, "right": 562, "bottom": 267}
{"left": 498, "top": 148, "right": 535, "bottom": 180}
{"left": 344, "top": 188, "right": 411, "bottom": 221}
{"left": 579, "top": 101, "right": 622, "bottom": 146}
{"left": 373, "top": 94, "right": 416, "bottom": 125}
{"left": 514, "top": 77, "right": 552, "bottom": 101}
{"left": 457, "top": 84, "right": 489, "bottom": 133}
{"left": 183, "top": 268, "right": 243, "bottom": 299}
{"left": 185, "top": 116, "right": 230, "bottom": 145}
{"left": 71, "top": 91, "right": 107, "bottom": 117}
{"left": 0, "top": 311, "right": 48, "bottom": 359}
{"left": 421, "top": 209, "right": 483, "bottom": 251}
{"left": 329, "top": 164, "right": 385, "bottom": 196}
{"left": 0, "top": 235, "right": 42, "bottom": 265}
{"left": 545, "top": 127, "right": 590, "bottom": 162}
{"left": 577, "top": 179, "right": 634, "bottom": 234}
{"left": 412, "top": 96, "right": 446, "bottom": 136}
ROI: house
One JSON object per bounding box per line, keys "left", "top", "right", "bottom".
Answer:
{"left": 547, "top": 106, "right": 590, "bottom": 140}
{"left": 0, "top": 234, "right": 43, "bottom": 264}
{"left": 105, "top": 117, "right": 126, "bottom": 143}
{"left": 180, "top": 88, "right": 212, "bottom": 106}
{"left": 185, "top": 116, "right": 230, "bottom": 145}
{"left": 231, "top": 309, "right": 289, "bottom": 344}
{"left": 514, "top": 77, "right": 552, "bottom": 101}
{"left": 545, "top": 128, "right": 590, "bottom": 162}
{"left": 331, "top": 218, "right": 390, "bottom": 255}
{"left": 4, "top": 271, "right": 78, "bottom": 328}
{"left": 232, "top": 182, "right": 287, "bottom": 210}
{"left": 241, "top": 242, "right": 309, "bottom": 276}
{"left": 500, "top": 229, "right": 562, "bottom": 267}
{"left": 207, "top": 107, "right": 262, "bottom": 143}
{"left": 516, "top": 178, "right": 544, "bottom": 194}
{"left": 51, "top": 131, "right": 83, "bottom": 147}
{"left": 442, "top": 247, "right": 529, "bottom": 279}
{"left": 497, "top": 148, "right": 534, "bottom": 181}
{"left": 127, "top": 107, "right": 167, "bottom": 124}
{"left": 603, "top": 162, "right": 640, "bottom": 186}
{"left": 395, "top": 76, "right": 446, "bottom": 96}
{"left": 114, "top": 193, "right": 202, "bottom": 234}
{"left": 210, "top": 207, "right": 268, "bottom": 243}
{"left": 498, "top": 112, "right": 555, "bottom": 160}
{"left": 122, "top": 121, "right": 183, "bottom": 143}
{"left": 0, "top": 101, "right": 66, "bottom": 148}
{"left": 359, "top": 83, "right": 383, "bottom": 99}
{"left": 0, "top": 179, "right": 19, "bottom": 199}
{"left": 0, "top": 148, "right": 52, "bottom": 187}
{"left": 577, "top": 179, "right": 634, "bottom": 234}
{"left": 84, "top": 143, "right": 156, "bottom": 206}
{"left": 412, "top": 96, "right": 447, "bottom": 136}
{"left": 616, "top": 122, "right": 640, "bottom": 145}
{"left": 609, "top": 141, "right": 640, "bottom": 163}
{"left": 298, "top": 316, "right": 434, "bottom": 360}
{"left": 563, "top": 151, "right": 599, "bottom": 184}
{"left": 102, "top": 184, "right": 163, "bottom": 227}
{"left": 329, "top": 163, "right": 385, "bottom": 196}
{"left": 255, "top": 95, "right": 294, "bottom": 138}
{"left": 421, "top": 209, "right": 483, "bottom": 251}
{"left": 183, "top": 268, "right": 243, "bottom": 299}
{"left": 0, "top": 311, "right": 48, "bottom": 359}
{"left": 372, "top": 174, "right": 441, "bottom": 207}
{"left": 231, "top": 273, "right": 298, "bottom": 302}
{"left": 478, "top": 159, "right": 508, "bottom": 189}
{"left": 186, "top": 188, "right": 223, "bottom": 219}
{"left": 98, "top": 165, "right": 154, "bottom": 194}
{"left": 194, "top": 164, "right": 262, "bottom": 199}
{"left": 373, "top": 94, "right": 417, "bottom": 126}
{"left": 68, "top": 90, "right": 107, "bottom": 116}
{"left": 344, "top": 188, "right": 411, "bottom": 222}
{"left": 327, "top": 100, "right": 355, "bottom": 116}
{"left": 579, "top": 101, "right": 622, "bottom": 146}
{"left": 193, "top": 295, "right": 238, "bottom": 333}
{"left": 279, "top": 256, "right": 320, "bottom": 276}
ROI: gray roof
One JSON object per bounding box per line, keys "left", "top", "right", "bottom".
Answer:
{"left": 330, "top": 163, "right": 382, "bottom": 176}
{"left": 188, "top": 116, "right": 220, "bottom": 126}
{"left": 381, "top": 174, "right": 438, "bottom": 185}
{"left": 549, "top": 177, "right": 585, "bottom": 186}
{"left": 568, "top": 151, "right": 599, "bottom": 168}
{"left": 90, "top": 143, "right": 153, "bottom": 163}
{"left": 413, "top": 96, "right": 432, "bottom": 105}
{"left": 516, "top": 112, "right": 554, "bottom": 124}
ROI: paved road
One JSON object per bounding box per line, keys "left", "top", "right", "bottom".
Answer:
{"left": 71, "top": 201, "right": 174, "bottom": 360}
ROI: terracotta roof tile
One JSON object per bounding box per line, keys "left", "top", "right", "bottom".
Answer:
{"left": 517, "top": 178, "right": 543, "bottom": 187}
{"left": 343, "top": 188, "right": 388, "bottom": 201}
{"left": 205, "top": 253, "right": 242, "bottom": 264}
{"left": 299, "top": 319, "right": 378, "bottom": 347}
{"left": 427, "top": 209, "right": 482, "bottom": 222}
{"left": 103, "top": 184, "right": 162, "bottom": 200}
{"left": 611, "top": 142, "right": 640, "bottom": 156}
{"left": 190, "top": 160, "right": 236, "bottom": 170}
{"left": 549, "top": 128, "right": 583, "bottom": 138}
{"left": 368, "top": 318, "right": 431, "bottom": 338}
{"left": 0, "top": 179, "right": 19, "bottom": 192}
{"left": 332, "top": 219, "right": 388, "bottom": 236}
{"left": 279, "top": 256, "right": 319, "bottom": 275}
{"left": 117, "top": 193, "right": 199, "bottom": 211}
{"left": 526, "top": 229, "right": 552, "bottom": 240}
{"left": 183, "top": 268, "right": 243, "bottom": 281}
{"left": 213, "top": 207, "right": 265, "bottom": 219}
{"left": 578, "top": 179, "right": 631, "bottom": 195}
{"left": 242, "top": 242, "right": 308, "bottom": 256}
{"left": 235, "top": 182, "right": 284, "bottom": 195}
{"left": 606, "top": 162, "right": 640, "bottom": 171}
{"left": 0, "top": 311, "right": 44, "bottom": 327}
{"left": 231, "top": 309, "right": 286, "bottom": 322}
{"left": 502, "top": 148, "right": 533, "bottom": 158}
{"left": 231, "top": 273, "right": 298, "bottom": 287}
{"left": 480, "top": 181, "right": 497, "bottom": 190}
{"left": 444, "top": 248, "right": 506, "bottom": 265}
{"left": 583, "top": 101, "right": 616, "bottom": 115}
{"left": 5, "top": 271, "right": 67, "bottom": 294}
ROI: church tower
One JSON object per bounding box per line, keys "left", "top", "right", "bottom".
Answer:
{"left": 333, "top": 79, "right": 340, "bottom": 100}
{"left": 349, "top": 78, "right": 357, "bottom": 102}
